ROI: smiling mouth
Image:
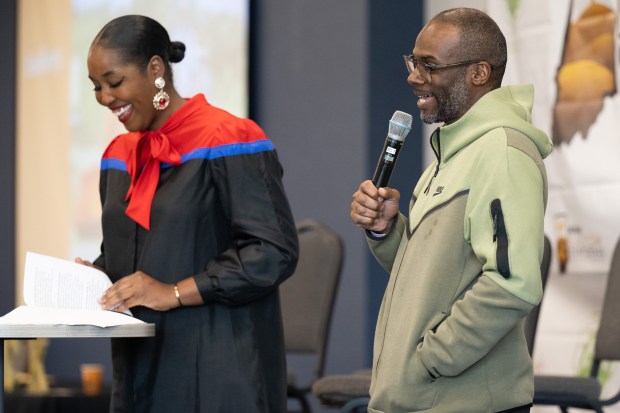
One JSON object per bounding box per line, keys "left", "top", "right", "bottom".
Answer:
{"left": 415, "top": 90, "right": 432, "bottom": 99}
{"left": 415, "top": 91, "right": 435, "bottom": 105}
{"left": 112, "top": 104, "right": 133, "bottom": 122}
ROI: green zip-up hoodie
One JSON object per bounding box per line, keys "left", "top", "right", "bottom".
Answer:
{"left": 367, "top": 84, "right": 553, "bottom": 413}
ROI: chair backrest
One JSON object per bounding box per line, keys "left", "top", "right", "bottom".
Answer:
{"left": 594, "top": 235, "right": 620, "bottom": 363}
{"left": 524, "top": 234, "right": 552, "bottom": 356}
{"left": 280, "top": 219, "right": 344, "bottom": 381}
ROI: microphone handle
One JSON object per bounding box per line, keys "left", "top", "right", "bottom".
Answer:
{"left": 372, "top": 137, "right": 403, "bottom": 188}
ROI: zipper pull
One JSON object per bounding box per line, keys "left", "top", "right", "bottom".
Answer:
{"left": 424, "top": 164, "right": 439, "bottom": 195}
{"left": 424, "top": 129, "right": 441, "bottom": 195}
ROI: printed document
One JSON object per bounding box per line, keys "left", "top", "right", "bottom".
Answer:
{"left": 0, "top": 252, "right": 144, "bottom": 327}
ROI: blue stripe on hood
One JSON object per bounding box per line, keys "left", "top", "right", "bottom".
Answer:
{"left": 101, "top": 139, "right": 275, "bottom": 171}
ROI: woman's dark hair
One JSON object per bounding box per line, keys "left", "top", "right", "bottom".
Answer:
{"left": 92, "top": 15, "right": 186, "bottom": 79}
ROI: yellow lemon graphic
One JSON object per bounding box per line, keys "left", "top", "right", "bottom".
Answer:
{"left": 557, "top": 60, "right": 615, "bottom": 101}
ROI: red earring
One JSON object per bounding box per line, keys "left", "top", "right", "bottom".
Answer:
{"left": 152, "top": 77, "right": 170, "bottom": 110}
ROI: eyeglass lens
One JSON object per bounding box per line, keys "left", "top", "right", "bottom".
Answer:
{"left": 404, "top": 56, "right": 431, "bottom": 82}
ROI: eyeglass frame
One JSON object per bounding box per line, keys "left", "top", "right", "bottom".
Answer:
{"left": 403, "top": 54, "right": 494, "bottom": 82}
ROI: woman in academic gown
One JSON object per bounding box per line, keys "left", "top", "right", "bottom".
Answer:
{"left": 79, "top": 14, "right": 299, "bottom": 413}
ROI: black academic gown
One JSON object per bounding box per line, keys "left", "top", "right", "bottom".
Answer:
{"left": 93, "top": 95, "right": 299, "bottom": 413}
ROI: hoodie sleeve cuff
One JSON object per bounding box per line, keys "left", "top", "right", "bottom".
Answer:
{"left": 365, "top": 218, "right": 398, "bottom": 241}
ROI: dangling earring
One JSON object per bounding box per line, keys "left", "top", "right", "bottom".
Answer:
{"left": 152, "top": 77, "right": 170, "bottom": 110}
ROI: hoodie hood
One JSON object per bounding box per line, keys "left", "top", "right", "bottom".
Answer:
{"left": 431, "top": 84, "right": 553, "bottom": 163}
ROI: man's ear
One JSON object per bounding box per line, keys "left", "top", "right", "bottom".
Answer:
{"left": 471, "top": 61, "right": 492, "bottom": 86}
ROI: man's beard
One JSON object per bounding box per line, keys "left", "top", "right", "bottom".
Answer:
{"left": 420, "top": 78, "right": 469, "bottom": 125}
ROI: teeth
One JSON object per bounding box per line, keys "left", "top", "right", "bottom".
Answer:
{"left": 112, "top": 104, "right": 131, "bottom": 117}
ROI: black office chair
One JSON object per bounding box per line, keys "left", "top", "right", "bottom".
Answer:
{"left": 313, "top": 235, "right": 552, "bottom": 413}
{"left": 311, "top": 368, "right": 370, "bottom": 413}
{"left": 534, "top": 235, "right": 620, "bottom": 412}
{"left": 281, "top": 220, "right": 344, "bottom": 413}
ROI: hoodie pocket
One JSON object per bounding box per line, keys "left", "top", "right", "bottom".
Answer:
{"left": 491, "top": 199, "right": 511, "bottom": 279}
{"left": 416, "top": 312, "right": 448, "bottom": 347}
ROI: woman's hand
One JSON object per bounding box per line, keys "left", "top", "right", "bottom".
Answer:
{"left": 74, "top": 257, "right": 104, "bottom": 272}
{"left": 99, "top": 271, "right": 177, "bottom": 312}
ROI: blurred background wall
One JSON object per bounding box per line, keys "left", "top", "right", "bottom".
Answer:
{"left": 5, "top": 1, "right": 620, "bottom": 413}
{"left": 0, "top": 1, "right": 424, "bottom": 412}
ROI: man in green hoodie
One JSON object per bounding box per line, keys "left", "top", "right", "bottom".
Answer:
{"left": 351, "top": 7, "right": 553, "bottom": 413}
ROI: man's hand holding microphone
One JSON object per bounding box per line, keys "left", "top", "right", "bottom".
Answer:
{"left": 351, "top": 110, "right": 412, "bottom": 235}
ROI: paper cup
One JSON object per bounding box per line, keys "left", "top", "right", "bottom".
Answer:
{"left": 80, "top": 363, "right": 104, "bottom": 396}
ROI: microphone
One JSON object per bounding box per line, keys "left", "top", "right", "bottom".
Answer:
{"left": 372, "top": 111, "right": 413, "bottom": 188}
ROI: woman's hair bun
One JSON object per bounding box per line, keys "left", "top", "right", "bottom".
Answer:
{"left": 169, "top": 41, "right": 186, "bottom": 63}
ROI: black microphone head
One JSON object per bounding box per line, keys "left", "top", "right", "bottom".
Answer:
{"left": 388, "top": 111, "right": 413, "bottom": 142}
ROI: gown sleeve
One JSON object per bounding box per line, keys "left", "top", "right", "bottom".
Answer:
{"left": 193, "top": 147, "right": 299, "bottom": 306}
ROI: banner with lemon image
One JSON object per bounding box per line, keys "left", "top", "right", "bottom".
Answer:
{"left": 554, "top": 1, "right": 617, "bottom": 144}
{"left": 486, "top": 1, "right": 620, "bottom": 411}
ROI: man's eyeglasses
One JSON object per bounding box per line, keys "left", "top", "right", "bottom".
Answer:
{"left": 403, "top": 54, "right": 493, "bottom": 83}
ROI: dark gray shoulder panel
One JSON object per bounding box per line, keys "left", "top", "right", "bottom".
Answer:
{"left": 504, "top": 128, "right": 548, "bottom": 208}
